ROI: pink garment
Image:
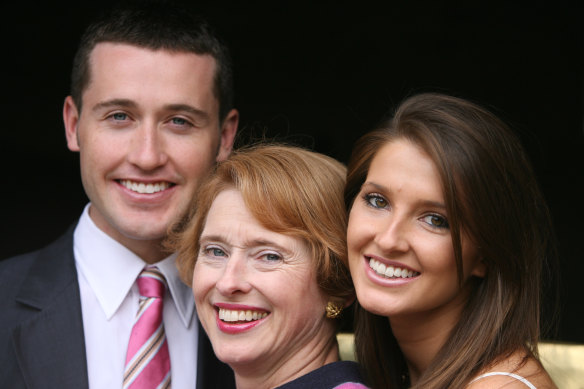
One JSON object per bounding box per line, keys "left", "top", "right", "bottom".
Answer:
{"left": 123, "top": 266, "right": 171, "bottom": 389}
{"left": 334, "top": 383, "right": 370, "bottom": 389}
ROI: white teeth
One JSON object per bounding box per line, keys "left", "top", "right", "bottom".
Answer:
{"left": 218, "top": 308, "right": 268, "bottom": 322}
{"left": 369, "top": 258, "right": 419, "bottom": 279}
{"left": 120, "top": 180, "right": 170, "bottom": 194}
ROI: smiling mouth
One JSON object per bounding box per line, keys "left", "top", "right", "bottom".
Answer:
{"left": 218, "top": 308, "right": 269, "bottom": 323}
{"left": 119, "top": 180, "right": 174, "bottom": 194}
{"left": 368, "top": 258, "right": 420, "bottom": 279}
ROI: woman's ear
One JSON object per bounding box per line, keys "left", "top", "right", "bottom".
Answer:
{"left": 343, "top": 294, "right": 356, "bottom": 308}
{"left": 471, "top": 258, "right": 487, "bottom": 278}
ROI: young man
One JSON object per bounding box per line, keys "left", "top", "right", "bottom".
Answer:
{"left": 0, "top": 2, "right": 238, "bottom": 388}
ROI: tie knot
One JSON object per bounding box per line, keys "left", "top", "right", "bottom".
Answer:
{"left": 137, "top": 266, "right": 167, "bottom": 299}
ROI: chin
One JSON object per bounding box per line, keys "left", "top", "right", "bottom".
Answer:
{"left": 214, "top": 347, "right": 259, "bottom": 367}
{"left": 355, "top": 290, "right": 391, "bottom": 316}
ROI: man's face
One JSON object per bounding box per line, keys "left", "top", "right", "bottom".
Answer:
{"left": 63, "top": 43, "right": 238, "bottom": 262}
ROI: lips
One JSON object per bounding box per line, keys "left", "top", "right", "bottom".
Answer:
{"left": 214, "top": 306, "right": 270, "bottom": 334}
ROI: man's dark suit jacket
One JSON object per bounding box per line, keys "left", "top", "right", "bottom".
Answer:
{"left": 0, "top": 225, "right": 235, "bottom": 389}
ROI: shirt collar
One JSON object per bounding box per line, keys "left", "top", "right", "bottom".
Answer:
{"left": 73, "top": 203, "right": 195, "bottom": 327}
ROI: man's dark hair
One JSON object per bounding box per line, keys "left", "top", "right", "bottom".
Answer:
{"left": 70, "top": 0, "right": 234, "bottom": 122}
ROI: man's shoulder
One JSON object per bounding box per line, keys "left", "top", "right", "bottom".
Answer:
{"left": 0, "top": 226, "right": 76, "bottom": 293}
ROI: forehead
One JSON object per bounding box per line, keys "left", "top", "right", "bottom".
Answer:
{"left": 89, "top": 41, "right": 217, "bottom": 73}
{"left": 203, "top": 189, "right": 309, "bottom": 251}
{"left": 371, "top": 139, "right": 436, "bottom": 174}
{"left": 366, "top": 139, "right": 443, "bottom": 195}
{"left": 84, "top": 42, "right": 218, "bottom": 105}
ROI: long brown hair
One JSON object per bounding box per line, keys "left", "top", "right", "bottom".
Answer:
{"left": 345, "top": 93, "right": 559, "bottom": 388}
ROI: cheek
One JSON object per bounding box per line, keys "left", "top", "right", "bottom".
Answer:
{"left": 274, "top": 273, "right": 325, "bottom": 316}
{"left": 418, "top": 240, "right": 457, "bottom": 274}
{"left": 192, "top": 263, "right": 215, "bottom": 303}
{"left": 347, "top": 210, "right": 374, "bottom": 257}
{"left": 174, "top": 135, "right": 219, "bottom": 170}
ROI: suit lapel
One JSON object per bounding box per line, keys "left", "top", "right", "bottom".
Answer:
{"left": 12, "top": 227, "right": 89, "bottom": 388}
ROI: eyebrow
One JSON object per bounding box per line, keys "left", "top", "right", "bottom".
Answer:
{"left": 164, "top": 103, "right": 210, "bottom": 122}
{"left": 199, "top": 235, "right": 292, "bottom": 253}
{"left": 92, "top": 98, "right": 136, "bottom": 112}
{"left": 91, "top": 100, "right": 210, "bottom": 121}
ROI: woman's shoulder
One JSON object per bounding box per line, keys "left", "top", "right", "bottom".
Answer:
{"left": 466, "top": 350, "right": 557, "bottom": 389}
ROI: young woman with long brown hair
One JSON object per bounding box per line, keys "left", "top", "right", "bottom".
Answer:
{"left": 345, "top": 93, "right": 558, "bottom": 388}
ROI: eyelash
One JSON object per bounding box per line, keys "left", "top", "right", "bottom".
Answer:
{"left": 362, "top": 193, "right": 389, "bottom": 209}
{"left": 421, "top": 214, "right": 450, "bottom": 230}
{"left": 259, "top": 252, "right": 282, "bottom": 261}
{"left": 105, "top": 112, "right": 193, "bottom": 129}
{"left": 111, "top": 112, "right": 128, "bottom": 121}
{"left": 203, "top": 246, "right": 227, "bottom": 257}
{"left": 169, "top": 117, "right": 193, "bottom": 127}
{"left": 202, "top": 246, "right": 283, "bottom": 262}
{"left": 362, "top": 193, "right": 449, "bottom": 230}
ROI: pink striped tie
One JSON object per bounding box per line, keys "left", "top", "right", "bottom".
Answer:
{"left": 123, "top": 266, "right": 171, "bottom": 389}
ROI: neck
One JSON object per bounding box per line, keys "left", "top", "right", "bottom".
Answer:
{"left": 233, "top": 334, "right": 339, "bottom": 389}
{"left": 390, "top": 294, "right": 467, "bottom": 385}
{"left": 87, "top": 205, "right": 168, "bottom": 263}
{"left": 130, "top": 239, "right": 168, "bottom": 264}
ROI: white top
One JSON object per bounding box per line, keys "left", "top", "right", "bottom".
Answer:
{"left": 470, "top": 372, "right": 537, "bottom": 388}
{"left": 74, "top": 203, "right": 198, "bottom": 389}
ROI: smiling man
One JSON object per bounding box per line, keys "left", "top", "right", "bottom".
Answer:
{"left": 0, "top": 1, "right": 238, "bottom": 388}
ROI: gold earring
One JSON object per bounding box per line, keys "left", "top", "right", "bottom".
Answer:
{"left": 325, "top": 301, "right": 343, "bottom": 319}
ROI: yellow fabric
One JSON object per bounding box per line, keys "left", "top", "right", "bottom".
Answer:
{"left": 539, "top": 341, "right": 584, "bottom": 389}
{"left": 336, "top": 333, "right": 584, "bottom": 388}
{"left": 337, "top": 333, "right": 357, "bottom": 362}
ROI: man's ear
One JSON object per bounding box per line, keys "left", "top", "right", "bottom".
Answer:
{"left": 63, "top": 96, "right": 81, "bottom": 151}
{"left": 216, "top": 108, "right": 239, "bottom": 162}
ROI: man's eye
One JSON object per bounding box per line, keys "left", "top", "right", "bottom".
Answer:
{"left": 171, "top": 117, "right": 188, "bottom": 126}
{"left": 112, "top": 112, "right": 128, "bottom": 121}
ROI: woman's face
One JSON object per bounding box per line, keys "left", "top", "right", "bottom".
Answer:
{"left": 347, "top": 139, "right": 484, "bottom": 322}
{"left": 193, "top": 188, "right": 332, "bottom": 373}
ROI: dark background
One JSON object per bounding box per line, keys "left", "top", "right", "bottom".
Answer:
{"left": 2, "top": 2, "right": 582, "bottom": 342}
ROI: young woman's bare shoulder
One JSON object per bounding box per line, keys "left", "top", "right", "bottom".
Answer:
{"left": 466, "top": 351, "right": 557, "bottom": 388}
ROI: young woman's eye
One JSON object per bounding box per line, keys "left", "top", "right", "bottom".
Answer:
{"left": 422, "top": 214, "right": 450, "bottom": 229}
{"left": 363, "top": 193, "right": 388, "bottom": 209}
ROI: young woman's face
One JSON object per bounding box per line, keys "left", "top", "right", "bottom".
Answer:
{"left": 192, "top": 188, "right": 333, "bottom": 378}
{"left": 347, "top": 139, "right": 485, "bottom": 322}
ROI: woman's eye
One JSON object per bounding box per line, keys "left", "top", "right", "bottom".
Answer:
{"left": 262, "top": 253, "right": 281, "bottom": 261}
{"left": 422, "top": 214, "right": 449, "bottom": 229}
{"left": 364, "top": 193, "right": 388, "bottom": 209}
{"left": 205, "top": 247, "right": 226, "bottom": 257}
